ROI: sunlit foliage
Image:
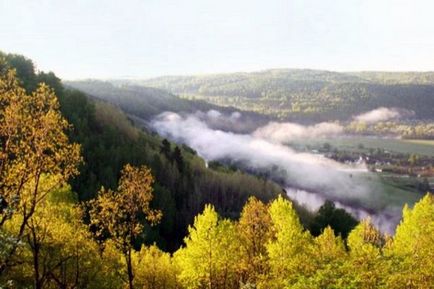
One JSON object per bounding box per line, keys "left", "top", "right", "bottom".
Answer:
{"left": 174, "top": 205, "right": 240, "bottom": 289}
{"left": 237, "top": 197, "right": 271, "bottom": 286}
{"left": 1, "top": 53, "right": 434, "bottom": 289}
{"left": 88, "top": 164, "right": 162, "bottom": 289}
{"left": 0, "top": 61, "right": 81, "bottom": 275}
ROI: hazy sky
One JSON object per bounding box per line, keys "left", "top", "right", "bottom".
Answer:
{"left": 1, "top": 0, "right": 433, "bottom": 79}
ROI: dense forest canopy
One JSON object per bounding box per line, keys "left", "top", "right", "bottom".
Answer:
{"left": 138, "top": 69, "right": 434, "bottom": 122}
{"left": 66, "top": 80, "right": 272, "bottom": 133}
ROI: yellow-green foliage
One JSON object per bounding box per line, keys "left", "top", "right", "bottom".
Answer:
{"left": 174, "top": 205, "right": 240, "bottom": 289}
{"left": 265, "top": 196, "right": 315, "bottom": 289}
{"left": 133, "top": 245, "right": 178, "bottom": 289}
{"left": 237, "top": 197, "right": 271, "bottom": 286}
{"left": 385, "top": 194, "right": 434, "bottom": 288}
{"left": 345, "top": 220, "right": 386, "bottom": 289}
{"left": 3, "top": 185, "right": 105, "bottom": 289}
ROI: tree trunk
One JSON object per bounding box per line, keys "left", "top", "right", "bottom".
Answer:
{"left": 32, "top": 235, "right": 42, "bottom": 289}
{"left": 127, "top": 248, "right": 134, "bottom": 289}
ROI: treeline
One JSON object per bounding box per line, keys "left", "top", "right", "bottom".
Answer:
{"left": 64, "top": 80, "right": 218, "bottom": 120}
{"left": 140, "top": 69, "right": 434, "bottom": 122}
{"left": 346, "top": 120, "right": 434, "bottom": 139}
{"left": 65, "top": 80, "right": 271, "bottom": 133}
{"left": 351, "top": 71, "right": 434, "bottom": 85}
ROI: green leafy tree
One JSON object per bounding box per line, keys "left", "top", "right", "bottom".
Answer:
{"left": 346, "top": 219, "right": 386, "bottom": 289}
{"left": 385, "top": 194, "right": 434, "bottom": 288}
{"left": 4, "top": 186, "right": 103, "bottom": 289}
{"left": 175, "top": 205, "right": 240, "bottom": 289}
{"left": 266, "top": 196, "right": 314, "bottom": 288}
{"left": 304, "top": 226, "right": 348, "bottom": 289}
{"left": 133, "top": 244, "right": 179, "bottom": 289}
{"left": 310, "top": 200, "right": 358, "bottom": 238}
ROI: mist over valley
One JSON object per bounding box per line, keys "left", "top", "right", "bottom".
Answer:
{"left": 3, "top": 1, "right": 434, "bottom": 287}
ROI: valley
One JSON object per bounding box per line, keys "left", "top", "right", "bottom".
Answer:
{"left": 1, "top": 51, "right": 434, "bottom": 289}
{"left": 2, "top": 1, "right": 434, "bottom": 287}
{"left": 66, "top": 78, "right": 434, "bottom": 234}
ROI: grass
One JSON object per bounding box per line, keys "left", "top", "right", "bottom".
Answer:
{"left": 352, "top": 172, "right": 422, "bottom": 210}
{"left": 289, "top": 136, "right": 434, "bottom": 157}
{"left": 404, "top": 139, "right": 434, "bottom": 147}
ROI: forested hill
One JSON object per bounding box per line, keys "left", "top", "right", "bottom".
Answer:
{"left": 138, "top": 69, "right": 434, "bottom": 121}
{"left": 65, "top": 80, "right": 218, "bottom": 119}
{"left": 66, "top": 80, "right": 267, "bottom": 119}
{"left": 350, "top": 71, "right": 434, "bottom": 84}
{"left": 1, "top": 52, "right": 285, "bottom": 251}
{"left": 66, "top": 80, "right": 271, "bottom": 132}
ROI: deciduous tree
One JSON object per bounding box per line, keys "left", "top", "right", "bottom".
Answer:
{"left": 88, "top": 164, "right": 162, "bottom": 289}
{"left": 346, "top": 219, "right": 385, "bottom": 289}
{"left": 237, "top": 197, "right": 271, "bottom": 286}
{"left": 266, "top": 196, "right": 314, "bottom": 288}
{"left": 385, "top": 194, "right": 434, "bottom": 288}
{"left": 0, "top": 64, "right": 81, "bottom": 274}
{"left": 175, "top": 205, "right": 240, "bottom": 289}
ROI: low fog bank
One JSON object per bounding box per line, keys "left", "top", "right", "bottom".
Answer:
{"left": 354, "top": 107, "right": 415, "bottom": 123}
{"left": 253, "top": 107, "right": 415, "bottom": 144}
{"left": 193, "top": 109, "right": 264, "bottom": 133}
{"left": 150, "top": 109, "right": 415, "bottom": 233}
{"left": 186, "top": 107, "right": 415, "bottom": 145}
{"left": 285, "top": 188, "right": 402, "bottom": 233}
{"left": 253, "top": 121, "right": 343, "bottom": 144}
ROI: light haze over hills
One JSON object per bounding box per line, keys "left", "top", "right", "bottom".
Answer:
{"left": 1, "top": 0, "right": 434, "bottom": 79}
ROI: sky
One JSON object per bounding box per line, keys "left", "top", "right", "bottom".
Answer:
{"left": 1, "top": 0, "right": 434, "bottom": 79}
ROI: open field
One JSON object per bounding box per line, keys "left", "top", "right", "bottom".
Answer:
{"left": 404, "top": 139, "right": 434, "bottom": 147}
{"left": 286, "top": 136, "right": 432, "bottom": 213}
{"left": 288, "top": 137, "right": 434, "bottom": 157}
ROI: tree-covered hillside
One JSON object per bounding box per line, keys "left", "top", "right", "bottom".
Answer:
{"left": 66, "top": 80, "right": 273, "bottom": 134}
{"left": 0, "top": 52, "right": 284, "bottom": 251}
{"left": 139, "top": 69, "right": 434, "bottom": 121}
{"left": 65, "top": 80, "right": 218, "bottom": 119}
{"left": 351, "top": 71, "right": 434, "bottom": 84}
{"left": 66, "top": 80, "right": 269, "bottom": 123}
